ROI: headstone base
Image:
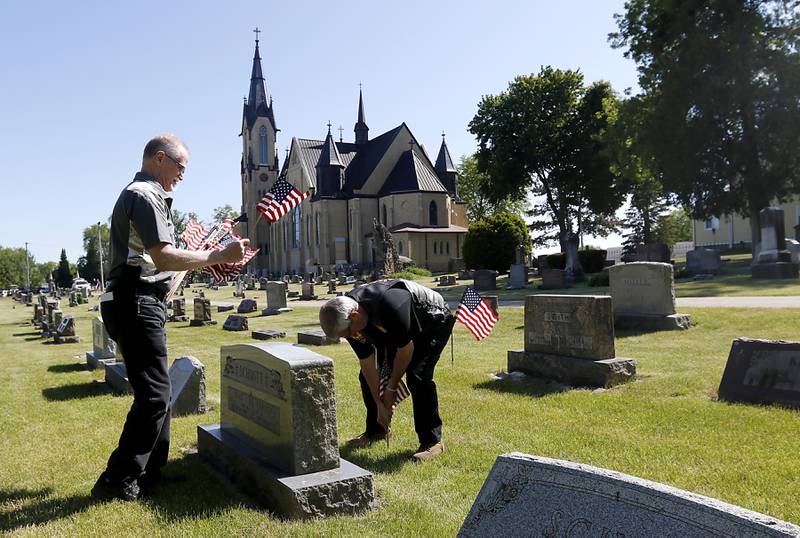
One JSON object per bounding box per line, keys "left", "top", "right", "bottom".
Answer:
{"left": 217, "top": 303, "right": 235, "bottom": 312}
{"left": 189, "top": 319, "right": 218, "bottom": 327}
{"left": 105, "top": 362, "right": 132, "bottom": 394}
{"left": 86, "top": 352, "right": 117, "bottom": 370}
{"left": 298, "top": 330, "right": 341, "bottom": 346}
{"left": 751, "top": 262, "right": 799, "bottom": 279}
{"left": 299, "top": 295, "right": 319, "bottom": 301}
{"left": 252, "top": 329, "right": 287, "bottom": 340}
{"left": 614, "top": 313, "right": 692, "bottom": 331}
{"left": 262, "top": 307, "right": 293, "bottom": 316}
{"left": 53, "top": 335, "right": 80, "bottom": 344}
{"left": 508, "top": 349, "right": 636, "bottom": 388}
{"left": 169, "top": 315, "right": 189, "bottom": 322}
{"left": 197, "top": 424, "right": 374, "bottom": 519}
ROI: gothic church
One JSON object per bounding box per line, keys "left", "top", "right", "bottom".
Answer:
{"left": 240, "top": 36, "right": 467, "bottom": 276}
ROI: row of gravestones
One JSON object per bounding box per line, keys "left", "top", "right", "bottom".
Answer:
{"left": 30, "top": 296, "right": 80, "bottom": 344}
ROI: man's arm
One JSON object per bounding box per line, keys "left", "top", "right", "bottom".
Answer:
{"left": 382, "top": 341, "right": 414, "bottom": 410}
{"left": 359, "top": 353, "right": 392, "bottom": 430}
{"left": 148, "top": 240, "right": 248, "bottom": 272}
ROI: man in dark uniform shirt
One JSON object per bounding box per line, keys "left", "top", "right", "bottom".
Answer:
{"left": 92, "top": 133, "right": 249, "bottom": 501}
{"left": 319, "top": 279, "right": 455, "bottom": 462}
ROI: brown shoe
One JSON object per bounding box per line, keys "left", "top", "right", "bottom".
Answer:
{"left": 346, "top": 431, "right": 388, "bottom": 448}
{"left": 411, "top": 440, "right": 445, "bottom": 462}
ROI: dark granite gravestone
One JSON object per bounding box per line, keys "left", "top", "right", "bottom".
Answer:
{"left": 297, "top": 329, "right": 342, "bottom": 346}
{"left": 287, "top": 290, "right": 299, "bottom": 298}
{"left": 197, "top": 343, "right": 374, "bottom": 518}
{"left": 170, "top": 356, "right": 206, "bottom": 416}
{"left": 562, "top": 232, "right": 584, "bottom": 282}
{"left": 217, "top": 303, "right": 235, "bottom": 313}
{"left": 327, "top": 279, "right": 337, "bottom": 294}
{"left": 473, "top": 270, "right": 497, "bottom": 291}
{"left": 169, "top": 297, "right": 189, "bottom": 322}
{"left": 459, "top": 452, "right": 800, "bottom": 537}
{"left": 439, "top": 275, "right": 457, "bottom": 286}
{"left": 69, "top": 292, "right": 78, "bottom": 307}
{"left": 259, "top": 278, "right": 268, "bottom": 290}
{"left": 540, "top": 269, "right": 567, "bottom": 290}
{"left": 753, "top": 207, "right": 799, "bottom": 279}
{"left": 290, "top": 275, "right": 301, "bottom": 284}
{"left": 105, "top": 362, "right": 132, "bottom": 394}
{"left": 686, "top": 249, "right": 722, "bottom": 274}
{"left": 190, "top": 298, "right": 217, "bottom": 326}
{"left": 86, "top": 317, "right": 117, "bottom": 369}
{"left": 263, "top": 281, "right": 292, "bottom": 316}
{"left": 32, "top": 304, "right": 43, "bottom": 325}
{"left": 223, "top": 315, "right": 249, "bottom": 332}
{"left": 457, "top": 269, "right": 474, "bottom": 280}
{"left": 508, "top": 295, "right": 636, "bottom": 388}
{"left": 608, "top": 262, "right": 691, "bottom": 331}
{"left": 53, "top": 315, "right": 80, "bottom": 344}
{"left": 252, "top": 329, "right": 287, "bottom": 340}
{"left": 53, "top": 309, "right": 63, "bottom": 330}
{"left": 718, "top": 338, "right": 800, "bottom": 409}
{"left": 237, "top": 298, "right": 258, "bottom": 313}
{"left": 632, "top": 242, "right": 671, "bottom": 263}
{"left": 300, "top": 282, "right": 317, "bottom": 300}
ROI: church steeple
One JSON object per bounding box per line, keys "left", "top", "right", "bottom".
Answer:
{"left": 243, "top": 29, "right": 276, "bottom": 130}
{"left": 317, "top": 123, "right": 345, "bottom": 195}
{"left": 435, "top": 132, "right": 458, "bottom": 197}
{"left": 354, "top": 87, "right": 369, "bottom": 145}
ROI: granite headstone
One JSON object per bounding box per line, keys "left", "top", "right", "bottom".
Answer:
{"left": 608, "top": 262, "right": 691, "bottom": 331}
{"left": 718, "top": 338, "right": 800, "bottom": 409}
{"left": 87, "top": 316, "right": 117, "bottom": 369}
{"left": 170, "top": 356, "right": 206, "bottom": 416}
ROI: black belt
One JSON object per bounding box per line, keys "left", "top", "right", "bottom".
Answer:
{"left": 107, "top": 279, "right": 167, "bottom": 302}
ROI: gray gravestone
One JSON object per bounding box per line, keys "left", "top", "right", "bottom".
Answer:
{"left": 223, "top": 315, "right": 249, "bottom": 331}
{"left": 69, "top": 292, "right": 78, "bottom": 307}
{"left": 562, "top": 232, "right": 584, "bottom": 282}
{"left": 197, "top": 343, "right": 374, "bottom": 518}
{"left": 608, "top": 262, "right": 691, "bottom": 331}
{"left": 753, "top": 207, "right": 799, "bottom": 279}
{"left": 300, "top": 282, "right": 317, "bottom": 300}
{"left": 53, "top": 315, "right": 80, "bottom": 344}
{"left": 287, "top": 290, "right": 299, "bottom": 298}
{"left": 507, "top": 264, "right": 528, "bottom": 289}
{"left": 508, "top": 295, "right": 636, "bottom": 388}
{"left": 327, "top": 279, "right": 337, "bottom": 293}
{"left": 237, "top": 298, "right": 258, "bottom": 313}
{"left": 169, "top": 297, "right": 188, "bottom": 322}
{"left": 105, "top": 362, "right": 132, "bottom": 394}
{"left": 540, "top": 269, "right": 567, "bottom": 290}
{"left": 473, "top": 269, "right": 497, "bottom": 291}
{"left": 252, "top": 329, "right": 287, "bottom": 340}
{"left": 87, "top": 317, "right": 117, "bottom": 369}
{"left": 459, "top": 452, "right": 800, "bottom": 537}
{"left": 170, "top": 356, "right": 206, "bottom": 416}
{"left": 439, "top": 275, "right": 456, "bottom": 286}
{"left": 298, "top": 329, "right": 342, "bottom": 346}
{"left": 718, "top": 338, "right": 800, "bottom": 409}
{"left": 190, "top": 298, "right": 217, "bottom": 326}
{"left": 633, "top": 242, "right": 671, "bottom": 263}
{"left": 264, "top": 281, "right": 292, "bottom": 315}
{"left": 217, "top": 302, "right": 235, "bottom": 312}
{"left": 686, "top": 249, "right": 722, "bottom": 274}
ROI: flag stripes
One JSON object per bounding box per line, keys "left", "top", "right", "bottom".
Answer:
{"left": 456, "top": 287, "right": 498, "bottom": 340}
{"left": 378, "top": 361, "right": 410, "bottom": 408}
{"left": 256, "top": 177, "right": 310, "bottom": 222}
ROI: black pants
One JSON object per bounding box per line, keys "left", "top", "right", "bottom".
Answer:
{"left": 360, "top": 314, "right": 455, "bottom": 447}
{"left": 100, "top": 292, "right": 170, "bottom": 483}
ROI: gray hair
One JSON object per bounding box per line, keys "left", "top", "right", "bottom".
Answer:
{"left": 142, "top": 133, "right": 189, "bottom": 162}
{"left": 319, "top": 296, "right": 358, "bottom": 338}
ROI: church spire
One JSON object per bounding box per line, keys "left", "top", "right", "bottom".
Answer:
{"left": 317, "top": 122, "right": 345, "bottom": 196}
{"left": 244, "top": 28, "right": 276, "bottom": 130}
{"left": 435, "top": 132, "right": 459, "bottom": 197}
{"left": 354, "top": 85, "right": 369, "bottom": 145}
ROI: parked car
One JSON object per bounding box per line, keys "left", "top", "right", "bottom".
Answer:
{"left": 71, "top": 278, "right": 91, "bottom": 292}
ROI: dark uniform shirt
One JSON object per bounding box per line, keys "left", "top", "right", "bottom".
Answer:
{"left": 345, "top": 279, "right": 449, "bottom": 360}
{"left": 108, "top": 172, "right": 176, "bottom": 292}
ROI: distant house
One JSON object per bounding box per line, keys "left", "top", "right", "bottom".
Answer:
{"left": 238, "top": 37, "right": 467, "bottom": 275}
{"left": 692, "top": 198, "right": 800, "bottom": 248}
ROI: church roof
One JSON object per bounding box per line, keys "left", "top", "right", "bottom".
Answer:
{"left": 341, "top": 124, "right": 404, "bottom": 192}
{"left": 380, "top": 148, "right": 447, "bottom": 195}
{"left": 435, "top": 135, "right": 456, "bottom": 173}
{"left": 244, "top": 40, "right": 277, "bottom": 130}
{"left": 317, "top": 128, "right": 345, "bottom": 168}
{"left": 295, "top": 138, "right": 359, "bottom": 189}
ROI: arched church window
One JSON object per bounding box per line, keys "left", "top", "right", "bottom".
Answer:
{"left": 433, "top": 242, "right": 437, "bottom": 254}
{"left": 382, "top": 205, "right": 387, "bottom": 226}
{"left": 291, "top": 205, "right": 300, "bottom": 248}
{"left": 429, "top": 201, "right": 438, "bottom": 226}
{"left": 446, "top": 241, "right": 450, "bottom": 255}
{"left": 259, "top": 126, "right": 268, "bottom": 165}
{"left": 315, "top": 213, "right": 320, "bottom": 245}
{"left": 398, "top": 241, "right": 403, "bottom": 255}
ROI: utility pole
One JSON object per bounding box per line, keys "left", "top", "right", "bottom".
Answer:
{"left": 97, "top": 222, "right": 105, "bottom": 290}
{"left": 24, "top": 242, "right": 30, "bottom": 290}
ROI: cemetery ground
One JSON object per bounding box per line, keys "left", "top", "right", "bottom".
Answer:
{"left": 2, "top": 285, "right": 799, "bottom": 535}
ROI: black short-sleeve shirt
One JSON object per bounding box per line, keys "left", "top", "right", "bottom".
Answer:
{"left": 346, "top": 286, "right": 423, "bottom": 360}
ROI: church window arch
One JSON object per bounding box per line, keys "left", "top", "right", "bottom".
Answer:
{"left": 429, "top": 201, "right": 438, "bottom": 226}
{"left": 446, "top": 241, "right": 450, "bottom": 255}
{"left": 291, "top": 205, "right": 300, "bottom": 248}
{"left": 382, "top": 204, "right": 387, "bottom": 226}
{"left": 259, "top": 126, "right": 268, "bottom": 165}
{"left": 315, "top": 213, "right": 320, "bottom": 245}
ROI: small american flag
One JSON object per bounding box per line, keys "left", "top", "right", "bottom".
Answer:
{"left": 456, "top": 287, "right": 498, "bottom": 340}
{"left": 203, "top": 224, "right": 259, "bottom": 282}
{"left": 378, "top": 361, "right": 410, "bottom": 409}
{"left": 181, "top": 219, "right": 209, "bottom": 250}
{"left": 256, "top": 177, "right": 310, "bottom": 222}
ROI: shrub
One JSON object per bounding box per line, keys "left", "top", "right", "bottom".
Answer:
{"left": 390, "top": 271, "right": 426, "bottom": 280}
{"left": 403, "top": 266, "right": 431, "bottom": 277}
{"left": 578, "top": 248, "right": 607, "bottom": 273}
{"left": 588, "top": 271, "right": 609, "bottom": 287}
{"left": 462, "top": 212, "right": 531, "bottom": 271}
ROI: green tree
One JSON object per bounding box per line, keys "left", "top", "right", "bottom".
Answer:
{"left": 0, "top": 247, "right": 30, "bottom": 289}
{"left": 56, "top": 249, "right": 73, "bottom": 288}
{"left": 172, "top": 209, "right": 200, "bottom": 248}
{"left": 654, "top": 208, "right": 692, "bottom": 247}
{"left": 212, "top": 205, "right": 239, "bottom": 223}
{"left": 468, "top": 67, "right": 625, "bottom": 251}
{"left": 611, "top": 0, "right": 800, "bottom": 251}
{"left": 457, "top": 154, "right": 527, "bottom": 221}
{"left": 462, "top": 211, "right": 532, "bottom": 272}
{"left": 78, "top": 223, "right": 110, "bottom": 282}
{"left": 34, "top": 261, "right": 57, "bottom": 288}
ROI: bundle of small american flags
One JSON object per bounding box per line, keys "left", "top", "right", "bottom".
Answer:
{"left": 256, "top": 177, "right": 310, "bottom": 222}
{"left": 378, "top": 360, "right": 410, "bottom": 409}
{"left": 181, "top": 218, "right": 259, "bottom": 282}
{"left": 456, "top": 287, "right": 499, "bottom": 340}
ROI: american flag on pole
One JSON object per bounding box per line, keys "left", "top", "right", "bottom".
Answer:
{"left": 256, "top": 177, "right": 310, "bottom": 222}
{"left": 456, "top": 287, "right": 498, "bottom": 340}
{"left": 378, "top": 361, "right": 410, "bottom": 409}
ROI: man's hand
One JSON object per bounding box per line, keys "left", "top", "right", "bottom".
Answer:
{"left": 377, "top": 402, "right": 392, "bottom": 432}
{"left": 217, "top": 238, "right": 250, "bottom": 264}
{"left": 381, "top": 388, "right": 396, "bottom": 411}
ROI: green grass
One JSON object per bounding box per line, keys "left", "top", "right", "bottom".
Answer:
{"left": 1, "top": 286, "right": 799, "bottom": 535}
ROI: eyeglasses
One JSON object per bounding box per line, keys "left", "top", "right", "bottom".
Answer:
{"left": 164, "top": 153, "right": 186, "bottom": 174}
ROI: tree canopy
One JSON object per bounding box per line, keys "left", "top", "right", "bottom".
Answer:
{"left": 462, "top": 211, "right": 532, "bottom": 272}
{"left": 56, "top": 248, "right": 73, "bottom": 288}
{"left": 611, "top": 0, "right": 800, "bottom": 246}
{"left": 456, "top": 154, "right": 527, "bottom": 222}
{"left": 468, "top": 67, "right": 625, "bottom": 250}
{"left": 78, "top": 222, "right": 110, "bottom": 282}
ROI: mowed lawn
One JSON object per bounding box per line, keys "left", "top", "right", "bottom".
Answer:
{"left": 1, "top": 286, "right": 799, "bottom": 535}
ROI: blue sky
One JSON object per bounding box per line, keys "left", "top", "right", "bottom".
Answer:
{"left": 0, "top": 0, "right": 639, "bottom": 264}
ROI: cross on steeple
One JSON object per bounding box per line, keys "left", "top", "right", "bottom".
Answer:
{"left": 338, "top": 125, "right": 344, "bottom": 142}
{"left": 327, "top": 121, "right": 332, "bottom": 134}
{"left": 253, "top": 27, "right": 261, "bottom": 42}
